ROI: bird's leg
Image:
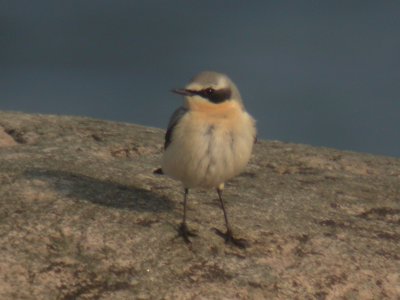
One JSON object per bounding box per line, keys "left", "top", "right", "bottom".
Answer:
{"left": 178, "top": 188, "right": 197, "bottom": 243}
{"left": 215, "top": 186, "right": 249, "bottom": 248}
{"left": 217, "top": 186, "right": 232, "bottom": 235}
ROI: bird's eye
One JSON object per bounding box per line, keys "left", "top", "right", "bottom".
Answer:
{"left": 205, "top": 88, "right": 214, "bottom": 95}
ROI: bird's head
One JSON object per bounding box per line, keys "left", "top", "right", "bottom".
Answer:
{"left": 172, "top": 71, "right": 243, "bottom": 107}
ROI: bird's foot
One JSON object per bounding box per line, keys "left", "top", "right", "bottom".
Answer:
{"left": 178, "top": 223, "right": 197, "bottom": 244}
{"left": 213, "top": 228, "right": 249, "bottom": 249}
{"left": 153, "top": 168, "right": 164, "bottom": 175}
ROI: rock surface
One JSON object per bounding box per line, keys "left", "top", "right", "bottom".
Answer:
{"left": 0, "top": 111, "right": 399, "bottom": 299}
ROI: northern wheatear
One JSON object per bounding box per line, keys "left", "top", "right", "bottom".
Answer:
{"left": 161, "top": 71, "right": 256, "bottom": 247}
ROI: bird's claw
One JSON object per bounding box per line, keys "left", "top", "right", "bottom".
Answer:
{"left": 213, "top": 228, "right": 249, "bottom": 249}
{"left": 178, "top": 223, "right": 197, "bottom": 244}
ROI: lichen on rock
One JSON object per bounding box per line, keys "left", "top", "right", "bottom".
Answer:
{"left": 0, "top": 111, "right": 399, "bottom": 299}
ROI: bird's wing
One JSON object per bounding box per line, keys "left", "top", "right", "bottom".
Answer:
{"left": 164, "top": 106, "right": 188, "bottom": 150}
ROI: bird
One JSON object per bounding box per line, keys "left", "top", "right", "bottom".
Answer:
{"left": 160, "top": 71, "right": 256, "bottom": 247}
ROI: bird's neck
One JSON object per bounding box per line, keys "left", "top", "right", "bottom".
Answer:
{"left": 185, "top": 99, "right": 243, "bottom": 116}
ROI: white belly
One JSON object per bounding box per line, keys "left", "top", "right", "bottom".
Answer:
{"left": 162, "top": 111, "right": 255, "bottom": 188}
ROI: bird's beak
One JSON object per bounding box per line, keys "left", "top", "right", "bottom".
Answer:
{"left": 171, "top": 88, "right": 194, "bottom": 96}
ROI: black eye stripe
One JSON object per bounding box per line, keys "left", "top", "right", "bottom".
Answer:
{"left": 200, "top": 88, "right": 214, "bottom": 98}
{"left": 193, "top": 88, "right": 232, "bottom": 103}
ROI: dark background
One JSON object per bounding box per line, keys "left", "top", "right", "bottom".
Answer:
{"left": 1, "top": 1, "right": 400, "bottom": 157}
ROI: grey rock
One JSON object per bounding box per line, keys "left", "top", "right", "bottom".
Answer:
{"left": 0, "top": 111, "right": 399, "bottom": 299}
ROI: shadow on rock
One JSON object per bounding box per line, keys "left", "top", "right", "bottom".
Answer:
{"left": 24, "top": 168, "right": 174, "bottom": 212}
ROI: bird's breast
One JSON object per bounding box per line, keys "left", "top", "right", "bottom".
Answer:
{"left": 162, "top": 101, "right": 256, "bottom": 188}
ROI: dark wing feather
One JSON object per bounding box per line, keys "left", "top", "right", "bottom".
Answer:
{"left": 164, "top": 106, "right": 188, "bottom": 149}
